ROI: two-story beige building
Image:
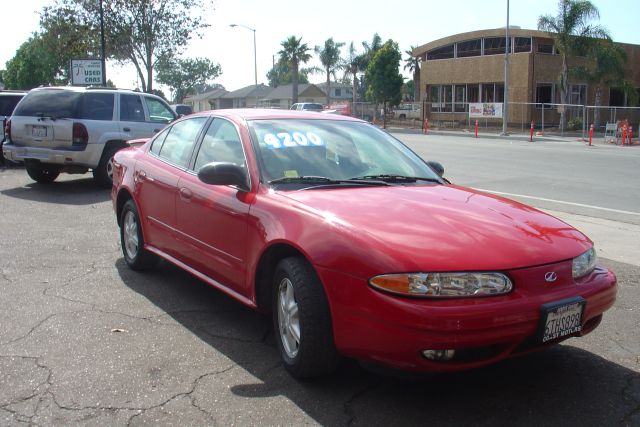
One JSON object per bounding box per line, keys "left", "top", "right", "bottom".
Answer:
{"left": 412, "top": 28, "right": 640, "bottom": 127}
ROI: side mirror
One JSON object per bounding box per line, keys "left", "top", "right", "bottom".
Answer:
{"left": 426, "top": 160, "right": 445, "bottom": 178}
{"left": 197, "top": 162, "right": 249, "bottom": 191}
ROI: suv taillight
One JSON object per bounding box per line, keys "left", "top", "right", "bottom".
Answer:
{"left": 72, "top": 122, "right": 88, "bottom": 146}
{"left": 4, "top": 119, "right": 10, "bottom": 142}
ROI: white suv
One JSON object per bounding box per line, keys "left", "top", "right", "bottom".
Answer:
{"left": 3, "top": 86, "right": 177, "bottom": 187}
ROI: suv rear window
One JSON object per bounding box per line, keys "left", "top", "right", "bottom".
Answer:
{"left": 13, "top": 90, "right": 82, "bottom": 118}
{"left": 0, "top": 95, "right": 24, "bottom": 117}
{"left": 77, "top": 93, "right": 114, "bottom": 121}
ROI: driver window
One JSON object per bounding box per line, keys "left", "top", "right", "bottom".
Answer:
{"left": 144, "top": 96, "right": 176, "bottom": 123}
{"left": 194, "top": 119, "right": 245, "bottom": 171}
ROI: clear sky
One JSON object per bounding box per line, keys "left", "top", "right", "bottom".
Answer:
{"left": 1, "top": 0, "right": 638, "bottom": 95}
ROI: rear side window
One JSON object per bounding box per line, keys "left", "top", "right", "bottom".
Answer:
{"left": 0, "top": 95, "right": 24, "bottom": 117}
{"left": 120, "top": 94, "right": 146, "bottom": 122}
{"left": 13, "top": 90, "right": 82, "bottom": 118}
{"left": 77, "top": 93, "right": 114, "bottom": 121}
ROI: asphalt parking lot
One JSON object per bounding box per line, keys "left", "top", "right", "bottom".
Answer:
{"left": 0, "top": 166, "right": 639, "bottom": 426}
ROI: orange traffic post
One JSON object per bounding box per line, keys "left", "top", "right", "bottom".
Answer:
{"left": 475, "top": 120, "right": 479, "bottom": 139}
{"left": 589, "top": 123, "right": 594, "bottom": 146}
{"left": 529, "top": 121, "right": 534, "bottom": 142}
{"left": 622, "top": 123, "right": 628, "bottom": 146}
{"left": 423, "top": 118, "right": 429, "bottom": 135}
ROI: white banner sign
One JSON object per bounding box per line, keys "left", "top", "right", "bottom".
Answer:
{"left": 469, "top": 103, "right": 503, "bottom": 118}
{"left": 70, "top": 59, "right": 104, "bottom": 86}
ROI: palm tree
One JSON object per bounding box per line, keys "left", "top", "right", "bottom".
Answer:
{"left": 344, "top": 42, "right": 364, "bottom": 104}
{"left": 537, "top": 0, "right": 609, "bottom": 129}
{"left": 315, "top": 38, "right": 345, "bottom": 106}
{"left": 278, "top": 36, "right": 312, "bottom": 104}
{"left": 403, "top": 46, "right": 421, "bottom": 101}
{"left": 572, "top": 43, "right": 636, "bottom": 126}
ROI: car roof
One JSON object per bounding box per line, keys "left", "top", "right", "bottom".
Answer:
{"left": 190, "top": 108, "right": 363, "bottom": 122}
{"left": 27, "top": 86, "right": 152, "bottom": 96}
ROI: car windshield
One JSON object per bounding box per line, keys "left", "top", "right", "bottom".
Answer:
{"left": 247, "top": 119, "right": 441, "bottom": 186}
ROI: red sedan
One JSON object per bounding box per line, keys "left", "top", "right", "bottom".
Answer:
{"left": 111, "top": 109, "right": 617, "bottom": 378}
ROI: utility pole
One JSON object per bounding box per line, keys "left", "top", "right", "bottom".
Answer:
{"left": 99, "top": 0, "right": 107, "bottom": 86}
{"left": 502, "top": 0, "right": 510, "bottom": 135}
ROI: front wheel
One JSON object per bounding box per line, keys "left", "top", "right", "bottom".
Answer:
{"left": 120, "top": 199, "right": 157, "bottom": 271}
{"left": 25, "top": 163, "right": 60, "bottom": 183}
{"left": 273, "top": 257, "right": 340, "bottom": 379}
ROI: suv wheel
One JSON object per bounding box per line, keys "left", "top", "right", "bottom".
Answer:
{"left": 93, "top": 145, "right": 120, "bottom": 188}
{"left": 25, "top": 163, "right": 60, "bottom": 183}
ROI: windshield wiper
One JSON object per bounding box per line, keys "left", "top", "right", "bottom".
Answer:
{"left": 268, "top": 175, "right": 390, "bottom": 187}
{"left": 350, "top": 174, "right": 442, "bottom": 183}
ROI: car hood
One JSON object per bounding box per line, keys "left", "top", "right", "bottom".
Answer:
{"left": 277, "top": 184, "right": 591, "bottom": 271}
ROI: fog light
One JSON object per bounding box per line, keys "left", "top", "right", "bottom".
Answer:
{"left": 422, "top": 349, "right": 455, "bottom": 361}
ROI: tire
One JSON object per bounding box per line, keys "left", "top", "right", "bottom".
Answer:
{"left": 120, "top": 199, "right": 157, "bottom": 271}
{"left": 93, "top": 145, "right": 120, "bottom": 189}
{"left": 272, "top": 257, "right": 340, "bottom": 379}
{"left": 25, "top": 163, "right": 60, "bottom": 183}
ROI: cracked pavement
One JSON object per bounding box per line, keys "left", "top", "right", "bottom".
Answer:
{"left": 0, "top": 168, "right": 638, "bottom": 426}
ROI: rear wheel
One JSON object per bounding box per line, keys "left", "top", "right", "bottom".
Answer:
{"left": 120, "top": 199, "right": 157, "bottom": 271}
{"left": 93, "top": 145, "right": 120, "bottom": 188}
{"left": 25, "top": 163, "right": 60, "bottom": 183}
{"left": 272, "top": 257, "right": 340, "bottom": 379}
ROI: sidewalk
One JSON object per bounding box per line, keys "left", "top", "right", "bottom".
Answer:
{"left": 387, "top": 126, "right": 640, "bottom": 147}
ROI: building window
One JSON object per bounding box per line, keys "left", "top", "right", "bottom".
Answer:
{"left": 494, "top": 83, "right": 504, "bottom": 102}
{"left": 537, "top": 43, "right": 554, "bottom": 54}
{"left": 429, "top": 85, "right": 441, "bottom": 111}
{"left": 536, "top": 83, "right": 554, "bottom": 106}
{"left": 467, "top": 84, "right": 480, "bottom": 103}
{"left": 455, "top": 85, "right": 466, "bottom": 112}
{"left": 484, "top": 37, "right": 509, "bottom": 55}
{"left": 443, "top": 85, "right": 453, "bottom": 112}
{"left": 482, "top": 83, "right": 495, "bottom": 102}
{"left": 335, "top": 88, "right": 341, "bottom": 96}
{"left": 513, "top": 37, "right": 532, "bottom": 53}
{"left": 570, "top": 84, "right": 587, "bottom": 105}
{"left": 609, "top": 88, "right": 625, "bottom": 106}
{"left": 456, "top": 39, "right": 482, "bottom": 58}
{"left": 427, "top": 44, "right": 454, "bottom": 60}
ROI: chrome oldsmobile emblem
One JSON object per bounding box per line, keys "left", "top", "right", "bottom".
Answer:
{"left": 544, "top": 272, "right": 558, "bottom": 282}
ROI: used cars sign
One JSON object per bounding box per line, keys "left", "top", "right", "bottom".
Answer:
{"left": 70, "top": 59, "right": 104, "bottom": 86}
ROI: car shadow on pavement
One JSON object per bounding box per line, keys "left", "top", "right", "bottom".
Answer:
{"left": 116, "top": 258, "right": 640, "bottom": 426}
{"left": 0, "top": 177, "right": 110, "bottom": 205}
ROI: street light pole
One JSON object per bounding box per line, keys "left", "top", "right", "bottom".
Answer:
{"left": 502, "top": 0, "right": 510, "bottom": 135}
{"left": 230, "top": 24, "right": 257, "bottom": 88}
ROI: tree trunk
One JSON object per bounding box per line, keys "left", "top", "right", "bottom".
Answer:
{"left": 594, "top": 87, "right": 602, "bottom": 127}
{"left": 382, "top": 101, "right": 387, "bottom": 129}
{"left": 292, "top": 60, "right": 299, "bottom": 104}
{"left": 146, "top": 50, "right": 153, "bottom": 93}
{"left": 352, "top": 72, "right": 357, "bottom": 104}
{"left": 326, "top": 70, "right": 331, "bottom": 106}
{"left": 559, "top": 54, "right": 568, "bottom": 132}
{"left": 413, "top": 69, "right": 420, "bottom": 102}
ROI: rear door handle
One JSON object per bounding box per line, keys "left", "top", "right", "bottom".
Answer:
{"left": 153, "top": 128, "right": 162, "bottom": 133}
{"left": 123, "top": 127, "right": 131, "bottom": 132}
{"left": 179, "top": 187, "right": 193, "bottom": 201}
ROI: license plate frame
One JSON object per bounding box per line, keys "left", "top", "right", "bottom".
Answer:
{"left": 31, "top": 125, "right": 47, "bottom": 138}
{"left": 537, "top": 297, "right": 585, "bottom": 343}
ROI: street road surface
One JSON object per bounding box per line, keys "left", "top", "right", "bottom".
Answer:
{"left": 0, "top": 134, "right": 638, "bottom": 426}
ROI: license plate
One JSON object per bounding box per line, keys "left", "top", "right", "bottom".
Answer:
{"left": 538, "top": 297, "right": 585, "bottom": 343}
{"left": 32, "top": 125, "right": 47, "bottom": 138}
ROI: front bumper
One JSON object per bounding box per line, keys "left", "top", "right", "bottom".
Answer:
{"left": 318, "top": 265, "right": 617, "bottom": 372}
{"left": 2, "top": 143, "right": 103, "bottom": 168}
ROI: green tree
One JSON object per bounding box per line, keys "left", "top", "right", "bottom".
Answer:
{"left": 42, "top": 0, "right": 212, "bottom": 93}
{"left": 315, "top": 38, "right": 345, "bottom": 106}
{"left": 538, "top": 0, "right": 609, "bottom": 128}
{"left": 266, "top": 58, "right": 311, "bottom": 87}
{"left": 572, "top": 42, "right": 637, "bottom": 125}
{"left": 358, "top": 33, "right": 383, "bottom": 105}
{"left": 3, "top": 35, "right": 61, "bottom": 89}
{"left": 278, "top": 36, "right": 312, "bottom": 104}
{"left": 365, "top": 40, "right": 403, "bottom": 129}
{"left": 156, "top": 56, "right": 222, "bottom": 103}
{"left": 403, "top": 46, "right": 421, "bottom": 101}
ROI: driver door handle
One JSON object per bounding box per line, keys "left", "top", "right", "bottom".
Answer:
{"left": 179, "top": 187, "right": 193, "bottom": 201}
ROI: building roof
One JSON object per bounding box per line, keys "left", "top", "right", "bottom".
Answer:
{"left": 261, "top": 84, "right": 325, "bottom": 100}
{"left": 222, "top": 84, "right": 272, "bottom": 99}
{"left": 315, "top": 82, "right": 351, "bottom": 89}
{"left": 183, "top": 88, "right": 228, "bottom": 102}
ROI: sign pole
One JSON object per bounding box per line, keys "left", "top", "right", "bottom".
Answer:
{"left": 99, "top": 0, "right": 107, "bottom": 86}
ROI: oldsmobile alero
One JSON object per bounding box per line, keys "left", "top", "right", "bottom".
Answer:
{"left": 111, "top": 109, "right": 617, "bottom": 378}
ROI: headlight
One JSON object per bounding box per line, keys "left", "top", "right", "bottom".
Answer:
{"left": 369, "top": 272, "right": 512, "bottom": 298}
{"left": 572, "top": 247, "right": 597, "bottom": 279}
